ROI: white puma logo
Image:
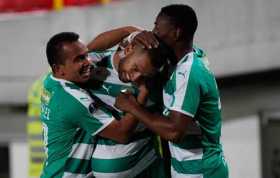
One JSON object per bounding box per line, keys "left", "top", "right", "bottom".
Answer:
{"left": 102, "top": 85, "right": 111, "bottom": 94}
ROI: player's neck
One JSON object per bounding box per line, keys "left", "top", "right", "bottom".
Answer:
{"left": 174, "top": 42, "right": 193, "bottom": 62}
{"left": 53, "top": 72, "right": 64, "bottom": 80}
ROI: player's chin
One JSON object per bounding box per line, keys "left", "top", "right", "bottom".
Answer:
{"left": 78, "top": 74, "right": 91, "bottom": 83}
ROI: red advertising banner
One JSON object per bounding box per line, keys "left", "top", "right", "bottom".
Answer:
{"left": 0, "top": 0, "right": 52, "bottom": 12}
{"left": 0, "top": 0, "right": 112, "bottom": 13}
{"left": 64, "top": 0, "right": 98, "bottom": 6}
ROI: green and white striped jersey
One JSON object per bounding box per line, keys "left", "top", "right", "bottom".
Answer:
{"left": 89, "top": 50, "right": 157, "bottom": 178}
{"left": 163, "top": 48, "right": 225, "bottom": 178}
{"left": 40, "top": 74, "right": 114, "bottom": 178}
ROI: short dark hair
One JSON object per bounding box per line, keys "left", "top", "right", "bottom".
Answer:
{"left": 133, "top": 38, "right": 176, "bottom": 72}
{"left": 159, "top": 4, "right": 198, "bottom": 40}
{"left": 147, "top": 36, "right": 177, "bottom": 70}
{"left": 140, "top": 39, "right": 177, "bottom": 99}
{"left": 46, "top": 32, "right": 79, "bottom": 67}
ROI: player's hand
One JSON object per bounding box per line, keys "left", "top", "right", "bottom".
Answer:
{"left": 133, "top": 77, "right": 147, "bottom": 92}
{"left": 132, "top": 31, "right": 159, "bottom": 49}
{"left": 133, "top": 77, "right": 149, "bottom": 105}
{"left": 115, "top": 91, "right": 138, "bottom": 113}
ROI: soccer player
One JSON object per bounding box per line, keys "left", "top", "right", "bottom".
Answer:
{"left": 114, "top": 4, "right": 229, "bottom": 178}
{"left": 87, "top": 26, "right": 170, "bottom": 178}
{"left": 40, "top": 32, "right": 148, "bottom": 178}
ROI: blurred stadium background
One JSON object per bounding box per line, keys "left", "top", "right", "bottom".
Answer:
{"left": 0, "top": 0, "right": 280, "bottom": 178}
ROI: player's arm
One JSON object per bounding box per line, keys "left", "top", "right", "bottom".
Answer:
{"left": 98, "top": 114, "right": 139, "bottom": 143}
{"left": 114, "top": 92, "right": 201, "bottom": 143}
{"left": 87, "top": 26, "right": 141, "bottom": 51}
{"left": 98, "top": 86, "right": 148, "bottom": 144}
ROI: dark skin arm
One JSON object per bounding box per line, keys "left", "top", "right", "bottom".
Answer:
{"left": 114, "top": 92, "right": 201, "bottom": 143}
{"left": 131, "top": 30, "right": 159, "bottom": 49}
{"left": 87, "top": 26, "right": 141, "bottom": 51}
{"left": 98, "top": 84, "right": 149, "bottom": 144}
{"left": 98, "top": 113, "right": 138, "bottom": 144}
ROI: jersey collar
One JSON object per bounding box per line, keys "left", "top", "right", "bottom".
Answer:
{"left": 50, "top": 74, "right": 74, "bottom": 85}
{"left": 177, "top": 51, "right": 193, "bottom": 66}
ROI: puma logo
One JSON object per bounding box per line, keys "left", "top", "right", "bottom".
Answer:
{"left": 102, "top": 85, "right": 111, "bottom": 94}
{"left": 177, "top": 71, "right": 186, "bottom": 78}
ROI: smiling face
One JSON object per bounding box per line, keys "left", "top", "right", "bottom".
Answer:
{"left": 56, "top": 41, "right": 92, "bottom": 84}
{"left": 118, "top": 46, "right": 157, "bottom": 83}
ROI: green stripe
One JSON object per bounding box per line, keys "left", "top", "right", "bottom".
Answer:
{"left": 164, "top": 73, "right": 176, "bottom": 95}
{"left": 97, "top": 130, "right": 153, "bottom": 145}
{"left": 73, "top": 129, "right": 93, "bottom": 144}
{"left": 171, "top": 135, "right": 202, "bottom": 149}
{"left": 65, "top": 82, "right": 80, "bottom": 90}
{"left": 64, "top": 158, "right": 91, "bottom": 174}
{"left": 171, "top": 158, "right": 203, "bottom": 174}
{"left": 91, "top": 82, "right": 137, "bottom": 98}
{"left": 92, "top": 140, "right": 155, "bottom": 173}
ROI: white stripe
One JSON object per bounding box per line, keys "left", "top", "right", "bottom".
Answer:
{"left": 105, "top": 68, "right": 131, "bottom": 86}
{"left": 109, "top": 49, "right": 119, "bottom": 74}
{"left": 95, "top": 90, "right": 154, "bottom": 113}
{"left": 92, "top": 93, "right": 146, "bottom": 132}
{"left": 173, "top": 52, "right": 194, "bottom": 108}
{"left": 89, "top": 52, "right": 107, "bottom": 63}
{"left": 171, "top": 167, "right": 203, "bottom": 178}
{"left": 94, "top": 93, "right": 115, "bottom": 106}
{"left": 169, "top": 142, "right": 203, "bottom": 161}
{"left": 62, "top": 84, "right": 114, "bottom": 134}
{"left": 92, "top": 116, "right": 114, "bottom": 136}
{"left": 168, "top": 106, "right": 194, "bottom": 118}
{"left": 93, "top": 149, "right": 157, "bottom": 178}
{"left": 163, "top": 91, "right": 174, "bottom": 109}
{"left": 68, "top": 143, "right": 93, "bottom": 160}
{"left": 51, "top": 75, "right": 114, "bottom": 133}
{"left": 92, "top": 138, "right": 150, "bottom": 159}
{"left": 51, "top": 75, "right": 93, "bottom": 112}
{"left": 62, "top": 172, "right": 93, "bottom": 178}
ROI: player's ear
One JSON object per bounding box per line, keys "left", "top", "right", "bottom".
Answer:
{"left": 53, "top": 64, "right": 64, "bottom": 76}
{"left": 175, "top": 28, "right": 182, "bottom": 41}
{"left": 124, "top": 44, "right": 134, "bottom": 56}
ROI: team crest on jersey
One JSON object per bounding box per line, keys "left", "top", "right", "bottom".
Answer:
{"left": 41, "top": 88, "right": 51, "bottom": 104}
{"left": 88, "top": 102, "right": 98, "bottom": 114}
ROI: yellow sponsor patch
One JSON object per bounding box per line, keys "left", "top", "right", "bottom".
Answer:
{"left": 41, "top": 88, "right": 51, "bottom": 104}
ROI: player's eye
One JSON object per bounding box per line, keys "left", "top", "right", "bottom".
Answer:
{"left": 76, "top": 54, "right": 89, "bottom": 62}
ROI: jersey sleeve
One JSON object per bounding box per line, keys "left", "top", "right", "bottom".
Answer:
{"left": 63, "top": 87, "right": 114, "bottom": 136}
{"left": 88, "top": 46, "right": 118, "bottom": 63}
{"left": 169, "top": 68, "right": 200, "bottom": 118}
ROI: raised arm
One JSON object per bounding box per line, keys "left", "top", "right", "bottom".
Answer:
{"left": 87, "top": 26, "right": 141, "bottom": 51}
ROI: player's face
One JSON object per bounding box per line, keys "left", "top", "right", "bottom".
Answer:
{"left": 58, "top": 41, "right": 92, "bottom": 84}
{"left": 152, "top": 14, "right": 177, "bottom": 47}
{"left": 118, "top": 49, "right": 156, "bottom": 83}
